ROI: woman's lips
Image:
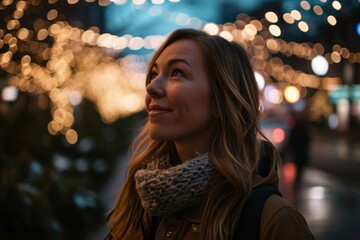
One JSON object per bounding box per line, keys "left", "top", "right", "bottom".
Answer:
{"left": 148, "top": 104, "right": 172, "bottom": 117}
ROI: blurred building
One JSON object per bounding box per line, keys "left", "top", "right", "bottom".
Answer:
{"left": 0, "top": 1, "right": 360, "bottom": 240}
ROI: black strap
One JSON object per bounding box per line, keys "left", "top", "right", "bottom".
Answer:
{"left": 233, "top": 184, "right": 282, "bottom": 240}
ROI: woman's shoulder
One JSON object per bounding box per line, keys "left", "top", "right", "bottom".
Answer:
{"left": 260, "top": 195, "right": 315, "bottom": 240}
{"left": 262, "top": 194, "right": 294, "bottom": 214}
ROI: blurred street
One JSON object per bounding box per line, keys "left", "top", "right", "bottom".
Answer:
{"left": 93, "top": 128, "right": 360, "bottom": 240}
{"left": 280, "top": 127, "right": 360, "bottom": 240}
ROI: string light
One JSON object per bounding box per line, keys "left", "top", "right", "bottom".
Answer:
{"left": 300, "top": 1, "right": 311, "bottom": 11}
{"left": 313, "top": 5, "right": 324, "bottom": 16}
{"left": 332, "top": 1, "right": 342, "bottom": 10}
{"left": 0, "top": 0, "right": 359, "bottom": 141}
{"left": 265, "top": 11, "right": 278, "bottom": 23}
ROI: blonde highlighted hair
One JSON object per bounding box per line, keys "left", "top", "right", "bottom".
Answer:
{"left": 108, "top": 28, "right": 280, "bottom": 239}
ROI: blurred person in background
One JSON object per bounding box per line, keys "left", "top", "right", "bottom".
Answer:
{"left": 288, "top": 111, "right": 312, "bottom": 189}
{"left": 106, "top": 29, "right": 314, "bottom": 239}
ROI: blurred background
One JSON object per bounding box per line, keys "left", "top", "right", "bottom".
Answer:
{"left": 0, "top": 0, "right": 359, "bottom": 239}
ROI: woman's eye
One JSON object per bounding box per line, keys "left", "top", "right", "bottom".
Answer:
{"left": 171, "top": 69, "right": 183, "bottom": 77}
{"left": 149, "top": 71, "right": 158, "bottom": 79}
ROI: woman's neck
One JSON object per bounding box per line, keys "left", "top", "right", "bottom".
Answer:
{"left": 174, "top": 141, "right": 209, "bottom": 163}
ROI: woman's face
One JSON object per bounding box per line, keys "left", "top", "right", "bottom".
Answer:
{"left": 145, "top": 39, "right": 217, "bottom": 149}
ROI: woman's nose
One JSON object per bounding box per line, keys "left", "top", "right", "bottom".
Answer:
{"left": 146, "top": 77, "right": 165, "bottom": 98}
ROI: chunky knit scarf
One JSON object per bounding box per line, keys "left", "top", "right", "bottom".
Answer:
{"left": 134, "top": 152, "right": 220, "bottom": 216}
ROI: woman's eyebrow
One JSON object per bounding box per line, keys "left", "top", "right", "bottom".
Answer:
{"left": 167, "top": 58, "right": 192, "bottom": 69}
{"left": 153, "top": 58, "right": 192, "bottom": 69}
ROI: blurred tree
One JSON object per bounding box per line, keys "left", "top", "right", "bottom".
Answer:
{"left": 0, "top": 90, "right": 134, "bottom": 240}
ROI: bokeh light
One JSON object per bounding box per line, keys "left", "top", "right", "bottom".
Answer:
{"left": 203, "top": 23, "right": 219, "bottom": 35}
{"left": 0, "top": 0, "right": 359, "bottom": 140}
{"left": 264, "top": 85, "right": 283, "bottom": 104}
{"left": 284, "top": 86, "right": 300, "bottom": 103}
{"left": 269, "top": 24, "right": 281, "bottom": 37}
{"left": 311, "top": 55, "right": 329, "bottom": 76}
{"left": 327, "top": 16, "right": 337, "bottom": 26}
{"left": 265, "top": 11, "right": 278, "bottom": 23}
{"left": 332, "top": 1, "right": 342, "bottom": 10}
{"left": 254, "top": 71, "right": 265, "bottom": 90}
{"left": 272, "top": 127, "right": 286, "bottom": 143}
{"left": 2, "top": 86, "right": 18, "bottom": 101}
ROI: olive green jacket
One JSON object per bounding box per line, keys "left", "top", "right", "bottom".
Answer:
{"left": 153, "top": 194, "right": 314, "bottom": 240}
{"left": 107, "top": 194, "right": 315, "bottom": 240}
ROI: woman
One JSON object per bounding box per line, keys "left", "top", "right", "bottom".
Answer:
{"left": 106, "top": 28, "right": 314, "bottom": 239}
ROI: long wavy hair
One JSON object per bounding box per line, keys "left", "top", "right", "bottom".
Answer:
{"left": 107, "top": 28, "right": 280, "bottom": 239}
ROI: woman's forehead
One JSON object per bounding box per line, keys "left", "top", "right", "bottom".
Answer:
{"left": 154, "top": 39, "right": 203, "bottom": 64}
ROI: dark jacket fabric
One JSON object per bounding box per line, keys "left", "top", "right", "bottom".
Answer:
{"left": 151, "top": 194, "right": 314, "bottom": 240}
{"left": 106, "top": 193, "right": 314, "bottom": 240}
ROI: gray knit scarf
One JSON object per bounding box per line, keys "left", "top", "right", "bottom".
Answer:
{"left": 134, "top": 152, "right": 220, "bottom": 216}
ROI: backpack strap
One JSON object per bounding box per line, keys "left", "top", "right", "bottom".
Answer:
{"left": 234, "top": 184, "right": 282, "bottom": 240}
